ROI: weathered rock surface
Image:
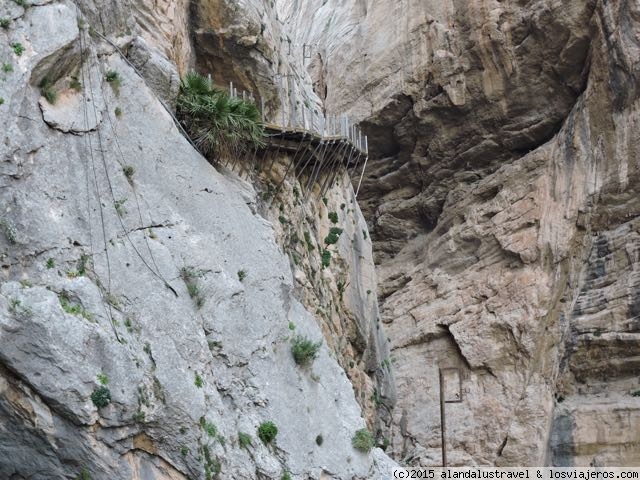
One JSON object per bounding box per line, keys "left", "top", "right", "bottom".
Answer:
{"left": 0, "top": 1, "right": 394, "bottom": 478}
{"left": 275, "top": 0, "right": 640, "bottom": 467}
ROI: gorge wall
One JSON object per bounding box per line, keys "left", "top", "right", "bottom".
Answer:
{"left": 1, "top": 0, "right": 640, "bottom": 476}
{"left": 276, "top": 0, "right": 640, "bottom": 468}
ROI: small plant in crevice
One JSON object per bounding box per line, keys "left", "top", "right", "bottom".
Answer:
{"left": 19, "top": 279, "right": 32, "bottom": 288}
{"left": 58, "top": 292, "right": 92, "bottom": 321}
{"left": 631, "top": 390, "right": 640, "bottom": 397}
{"left": 288, "top": 321, "right": 295, "bottom": 331}
{"left": 8, "top": 298, "right": 32, "bottom": 317}
{"left": 352, "top": 428, "right": 375, "bottom": 453}
{"left": 133, "top": 410, "right": 145, "bottom": 423}
{"left": 69, "top": 75, "right": 82, "bottom": 91}
{"left": 291, "top": 334, "right": 321, "bottom": 367}
{"left": 324, "top": 227, "right": 343, "bottom": 245}
{"left": 200, "top": 443, "right": 221, "bottom": 479}
{"left": 328, "top": 211, "right": 338, "bottom": 224}
{"left": 179, "top": 445, "right": 189, "bottom": 456}
{"left": 0, "top": 218, "right": 17, "bottom": 244}
{"left": 194, "top": 373, "right": 204, "bottom": 388}
{"left": 46, "top": 257, "right": 55, "bottom": 269}
{"left": 90, "top": 385, "right": 111, "bottom": 408}
{"left": 75, "top": 468, "right": 92, "bottom": 480}
{"left": 0, "top": 98, "right": 4, "bottom": 106}
{"left": 12, "top": 0, "right": 29, "bottom": 7}
{"left": 97, "top": 373, "right": 109, "bottom": 385}
{"left": 2, "top": 63, "right": 13, "bottom": 73}
{"left": 181, "top": 267, "right": 205, "bottom": 308}
{"left": 282, "top": 472, "right": 292, "bottom": 480}
{"left": 11, "top": 42, "right": 24, "bottom": 56}
{"left": 257, "top": 421, "right": 278, "bottom": 444}
{"left": 39, "top": 77, "right": 58, "bottom": 104}
{"left": 114, "top": 198, "right": 127, "bottom": 216}
{"left": 122, "top": 165, "right": 134, "bottom": 184}
{"left": 238, "top": 431, "right": 252, "bottom": 449}
{"left": 321, "top": 249, "right": 331, "bottom": 268}
{"left": 0, "top": 18, "right": 10, "bottom": 29}
{"left": 114, "top": 106, "right": 123, "bottom": 117}
{"left": 105, "top": 70, "right": 121, "bottom": 94}
{"left": 304, "top": 231, "right": 315, "bottom": 251}
{"left": 237, "top": 269, "right": 247, "bottom": 282}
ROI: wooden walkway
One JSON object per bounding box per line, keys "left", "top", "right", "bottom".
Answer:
{"left": 226, "top": 80, "right": 370, "bottom": 198}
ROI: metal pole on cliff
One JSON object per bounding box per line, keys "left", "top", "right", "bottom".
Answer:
{"left": 439, "top": 368, "right": 447, "bottom": 467}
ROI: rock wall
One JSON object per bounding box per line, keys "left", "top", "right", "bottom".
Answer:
{"left": 0, "top": 0, "right": 395, "bottom": 478}
{"left": 277, "top": 0, "right": 640, "bottom": 467}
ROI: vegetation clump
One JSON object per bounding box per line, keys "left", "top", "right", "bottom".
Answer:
{"left": 177, "top": 72, "right": 264, "bottom": 157}
{"left": 324, "top": 227, "right": 343, "bottom": 245}
{"left": 2, "top": 63, "right": 12, "bottom": 73}
{"left": 105, "top": 70, "right": 121, "bottom": 94}
{"left": 11, "top": 42, "right": 24, "bottom": 56}
{"left": 291, "top": 334, "right": 321, "bottom": 366}
{"left": 39, "top": 77, "right": 57, "bottom": 104}
{"left": 352, "top": 428, "right": 375, "bottom": 453}
{"left": 0, "top": 18, "right": 10, "bottom": 29}
{"left": 257, "top": 421, "right": 278, "bottom": 444}
{"left": 321, "top": 249, "right": 331, "bottom": 268}
{"left": 328, "top": 211, "right": 339, "bottom": 224}
{"left": 90, "top": 385, "right": 111, "bottom": 408}
{"left": 238, "top": 431, "right": 252, "bottom": 449}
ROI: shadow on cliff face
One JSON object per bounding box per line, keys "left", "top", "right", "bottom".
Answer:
{"left": 549, "top": 413, "right": 577, "bottom": 467}
{"left": 352, "top": 0, "right": 597, "bottom": 262}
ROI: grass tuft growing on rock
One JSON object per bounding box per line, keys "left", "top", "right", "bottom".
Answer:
{"left": 352, "top": 428, "right": 375, "bottom": 453}
{"left": 238, "top": 431, "right": 252, "bottom": 449}
{"left": 291, "top": 334, "right": 321, "bottom": 367}
{"left": 177, "top": 72, "right": 264, "bottom": 157}
{"left": 2, "top": 63, "right": 13, "bottom": 73}
{"left": 321, "top": 249, "right": 331, "bottom": 268}
{"left": 11, "top": 42, "right": 24, "bottom": 56}
{"left": 0, "top": 18, "right": 10, "bottom": 29}
{"left": 328, "top": 211, "right": 338, "bottom": 224}
{"left": 105, "top": 70, "right": 121, "bottom": 94}
{"left": 39, "top": 77, "right": 58, "bottom": 104}
{"left": 257, "top": 421, "right": 278, "bottom": 444}
{"left": 194, "top": 373, "right": 204, "bottom": 388}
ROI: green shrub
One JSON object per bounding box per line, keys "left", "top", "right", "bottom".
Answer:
{"left": 203, "top": 421, "right": 217, "bottom": 437}
{"left": 46, "top": 258, "right": 55, "bottom": 269}
{"left": 282, "top": 472, "right": 291, "bottom": 480}
{"left": 288, "top": 321, "right": 296, "bottom": 331}
{"left": 237, "top": 269, "right": 247, "bottom": 282}
{"left": 39, "top": 77, "right": 57, "bottom": 104}
{"left": 114, "top": 106, "right": 123, "bottom": 117}
{"left": 0, "top": 18, "right": 10, "bottom": 29}
{"left": 328, "top": 211, "right": 338, "bottom": 224}
{"left": 257, "top": 421, "right": 278, "bottom": 444}
{"left": 2, "top": 63, "right": 12, "bottom": 73}
{"left": 70, "top": 76, "right": 82, "bottom": 91}
{"left": 105, "top": 70, "right": 121, "bottom": 94}
{"left": 304, "top": 231, "right": 315, "bottom": 251}
{"left": 90, "top": 386, "right": 111, "bottom": 408}
{"left": 58, "top": 293, "right": 92, "bottom": 320}
{"left": 291, "top": 334, "right": 321, "bottom": 366}
{"left": 238, "top": 431, "right": 252, "bottom": 449}
{"left": 97, "top": 373, "right": 108, "bottom": 385}
{"left": 76, "top": 468, "right": 91, "bottom": 480}
{"left": 0, "top": 98, "right": 4, "bottom": 106}
{"left": 122, "top": 165, "right": 134, "bottom": 181}
{"left": 352, "top": 428, "right": 375, "bottom": 453}
{"left": 177, "top": 72, "right": 264, "bottom": 157}
{"left": 180, "top": 445, "right": 189, "bottom": 456}
{"left": 321, "top": 249, "right": 331, "bottom": 268}
{"left": 631, "top": 390, "right": 640, "bottom": 397}
{"left": 11, "top": 43, "right": 24, "bottom": 56}
{"left": 324, "top": 227, "right": 343, "bottom": 245}
{"left": 194, "top": 373, "right": 203, "bottom": 388}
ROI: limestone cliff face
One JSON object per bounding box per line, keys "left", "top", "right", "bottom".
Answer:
{"left": 276, "top": 0, "right": 640, "bottom": 468}
{"left": 0, "top": 0, "right": 394, "bottom": 478}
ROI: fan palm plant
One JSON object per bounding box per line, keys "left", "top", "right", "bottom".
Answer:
{"left": 177, "top": 72, "right": 264, "bottom": 158}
